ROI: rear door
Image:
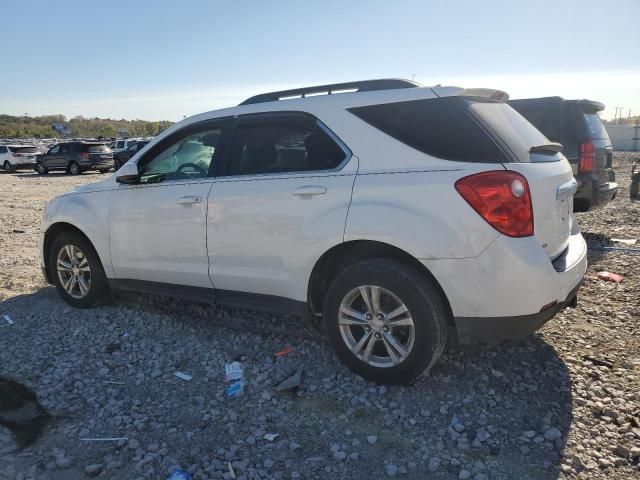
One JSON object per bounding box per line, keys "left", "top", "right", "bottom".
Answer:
{"left": 207, "top": 112, "right": 356, "bottom": 302}
{"left": 467, "top": 99, "right": 576, "bottom": 258}
{"left": 43, "top": 144, "right": 62, "bottom": 168}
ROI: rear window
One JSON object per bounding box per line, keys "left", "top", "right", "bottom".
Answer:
{"left": 348, "top": 98, "right": 508, "bottom": 163}
{"left": 467, "top": 100, "right": 557, "bottom": 162}
{"left": 9, "top": 146, "right": 39, "bottom": 154}
{"left": 84, "top": 144, "right": 110, "bottom": 153}
{"left": 582, "top": 112, "right": 609, "bottom": 140}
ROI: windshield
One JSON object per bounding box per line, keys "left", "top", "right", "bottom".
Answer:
{"left": 9, "top": 146, "right": 39, "bottom": 154}
{"left": 582, "top": 112, "right": 610, "bottom": 140}
{"left": 466, "top": 99, "right": 560, "bottom": 162}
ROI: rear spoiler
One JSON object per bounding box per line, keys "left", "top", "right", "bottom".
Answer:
{"left": 578, "top": 99, "right": 605, "bottom": 112}
{"left": 459, "top": 88, "right": 509, "bottom": 102}
{"left": 530, "top": 142, "right": 563, "bottom": 155}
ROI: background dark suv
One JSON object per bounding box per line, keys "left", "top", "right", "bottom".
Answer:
{"left": 509, "top": 97, "right": 617, "bottom": 211}
{"left": 36, "top": 142, "right": 113, "bottom": 175}
{"left": 113, "top": 140, "right": 149, "bottom": 170}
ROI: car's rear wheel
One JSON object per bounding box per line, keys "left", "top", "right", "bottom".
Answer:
{"left": 49, "top": 231, "right": 111, "bottom": 308}
{"left": 69, "top": 162, "right": 81, "bottom": 175}
{"left": 99, "top": 169, "right": 109, "bottom": 174}
{"left": 3, "top": 161, "right": 13, "bottom": 173}
{"left": 323, "top": 258, "right": 448, "bottom": 385}
{"left": 35, "top": 162, "right": 48, "bottom": 175}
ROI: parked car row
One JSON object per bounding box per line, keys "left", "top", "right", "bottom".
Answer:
{"left": 40, "top": 78, "right": 592, "bottom": 384}
{"left": 1, "top": 136, "right": 155, "bottom": 175}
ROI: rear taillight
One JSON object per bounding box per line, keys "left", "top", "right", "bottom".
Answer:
{"left": 81, "top": 152, "right": 89, "bottom": 159}
{"left": 579, "top": 141, "right": 594, "bottom": 174}
{"left": 455, "top": 171, "right": 534, "bottom": 237}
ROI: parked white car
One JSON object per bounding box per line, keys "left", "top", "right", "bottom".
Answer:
{"left": 39, "top": 79, "right": 587, "bottom": 384}
{"left": 1, "top": 144, "right": 40, "bottom": 172}
{"left": 108, "top": 139, "right": 139, "bottom": 154}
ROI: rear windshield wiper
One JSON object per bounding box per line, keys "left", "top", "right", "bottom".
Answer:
{"left": 529, "top": 143, "right": 563, "bottom": 155}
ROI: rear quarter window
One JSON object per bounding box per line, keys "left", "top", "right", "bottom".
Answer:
{"left": 84, "top": 144, "right": 110, "bottom": 153}
{"left": 348, "top": 97, "right": 509, "bottom": 163}
{"left": 582, "top": 112, "right": 609, "bottom": 140}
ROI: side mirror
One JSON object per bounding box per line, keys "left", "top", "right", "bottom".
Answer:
{"left": 115, "top": 162, "right": 140, "bottom": 184}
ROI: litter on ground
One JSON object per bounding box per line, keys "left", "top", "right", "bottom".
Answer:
{"left": 276, "top": 365, "right": 303, "bottom": 392}
{"left": 263, "top": 433, "right": 279, "bottom": 441}
{"left": 611, "top": 238, "right": 637, "bottom": 245}
{"left": 174, "top": 371, "right": 193, "bottom": 381}
{"left": 1, "top": 315, "right": 14, "bottom": 327}
{"left": 597, "top": 271, "right": 625, "bottom": 283}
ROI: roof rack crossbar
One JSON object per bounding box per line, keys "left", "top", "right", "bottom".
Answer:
{"left": 239, "top": 78, "right": 421, "bottom": 105}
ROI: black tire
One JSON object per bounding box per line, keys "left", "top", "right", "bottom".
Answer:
{"left": 69, "top": 161, "right": 81, "bottom": 175}
{"left": 323, "top": 258, "right": 448, "bottom": 385}
{"left": 35, "top": 162, "right": 48, "bottom": 175}
{"left": 49, "top": 231, "right": 111, "bottom": 308}
{"left": 631, "top": 172, "right": 640, "bottom": 200}
{"left": 113, "top": 160, "right": 121, "bottom": 170}
{"left": 3, "top": 161, "right": 14, "bottom": 173}
{"left": 99, "top": 169, "right": 110, "bottom": 174}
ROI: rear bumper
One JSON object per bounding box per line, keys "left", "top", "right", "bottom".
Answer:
{"left": 574, "top": 171, "right": 618, "bottom": 208}
{"left": 454, "top": 282, "right": 581, "bottom": 343}
{"left": 422, "top": 224, "right": 587, "bottom": 343}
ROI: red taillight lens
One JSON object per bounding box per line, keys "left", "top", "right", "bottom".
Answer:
{"left": 579, "top": 141, "right": 594, "bottom": 174}
{"left": 455, "top": 171, "right": 534, "bottom": 237}
{"left": 81, "top": 152, "right": 89, "bottom": 159}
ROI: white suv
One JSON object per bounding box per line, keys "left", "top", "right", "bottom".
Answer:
{"left": 1, "top": 144, "right": 40, "bottom": 173}
{"left": 40, "top": 79, "right": 587, "bottom": 384}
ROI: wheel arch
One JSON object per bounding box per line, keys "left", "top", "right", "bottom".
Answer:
{"left": 43, "top": 222, "right": 98, "bottom": 284}
{"left": 307, "top": 239, "right": 454, "bottom": 329}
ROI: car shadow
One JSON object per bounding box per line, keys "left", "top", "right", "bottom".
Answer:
{"left": 0, "top": 287, "right": 573, "bottom": 479}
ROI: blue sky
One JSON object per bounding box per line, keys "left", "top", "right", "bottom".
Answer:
{"left": 1, "top": 0, "right": 638, "bottom": 121}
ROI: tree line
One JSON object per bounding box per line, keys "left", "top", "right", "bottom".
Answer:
{"left": 0, "top": 114, "right": 174, "bottom": 138}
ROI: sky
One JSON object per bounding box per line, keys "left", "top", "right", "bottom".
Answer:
{"left": 1, "top": 0, "right": 639, "bottom": 122}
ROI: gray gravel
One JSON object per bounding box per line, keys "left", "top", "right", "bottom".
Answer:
{"left": 0, "top": 154, "right": 639, "bottom": 479}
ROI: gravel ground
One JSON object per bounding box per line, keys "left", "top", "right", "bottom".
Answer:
{"left": 0, "top": 155, "right": 638, "bottom": 480}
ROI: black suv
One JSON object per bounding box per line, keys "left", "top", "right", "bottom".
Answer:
{"left": 509, "top": 97, "right": 617, "bottom": 211}
{"left": 36, "top": 142, "right": 113, "bottom": 175}
{"left": 113, "top": 141, "right": 149, "bottom": 170}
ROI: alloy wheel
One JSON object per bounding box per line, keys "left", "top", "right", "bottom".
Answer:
{"left": 56, "top": 245, "right": 91, "bottom": 299}
{"left": 338, "top": 285, "right": 415, "bottom": 368}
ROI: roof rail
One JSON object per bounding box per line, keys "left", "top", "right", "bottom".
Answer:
{"left": 239, "top": 78, "right": 422, "bottom": 105}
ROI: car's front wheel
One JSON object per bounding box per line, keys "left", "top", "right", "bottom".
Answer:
{"left": 49, "top": 231, "right": 111, "bottom": 308}
{"left": 3, "top": 161, "right": 14, "bottom": 173}
{"left": 324, "top": 259, "right": 448, "bottom": 385}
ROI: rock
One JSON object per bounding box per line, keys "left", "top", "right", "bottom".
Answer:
{"left": 55, "top": 457, "right": 73, "bottom": 468}
{"left": 428, "top": 458, "right": 441, "bottom": 472}
{"left": 366, "top": 435, "right": 378, "bottom": 445}
{"left": 84, "top": 464, "right": 103, "bottom": 477}
{"left": 630, "top": 447, "right": 640, "bottom": 458}
{"left": 263, "top": 459, "right": 274, "bottom": 468}
{"left": 333, "top": 451, "right": 347, "bottom": 461}
{"left": 385, "top": 464, "right": 398, "bottom": 477}
{"left": 544, "top": 428, "right": 562, "bottom": 441}
{"left": 459, "top": 469, "right": 472, "bottom": 479}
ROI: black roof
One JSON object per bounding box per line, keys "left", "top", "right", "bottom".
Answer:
{"left": 239, "top": 79, "right": 422, "bottom": 106}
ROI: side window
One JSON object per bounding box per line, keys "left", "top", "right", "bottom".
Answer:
{"left": 48, "top": 145, "right": 60, "bottom": 154}
{"left": 0, "top": 147, "right": 6, "bottom": 154}
{"left": 117, "top": 141, "right": 125, "bottom": 148}
{"left": 59, "top": 144, "right": 71, "bottom": 154}
{"left": 138, "top": 127, "right": 223, "bottom": 184}
{"left": 227, "top": 118, "right": 345, "bottom": 176}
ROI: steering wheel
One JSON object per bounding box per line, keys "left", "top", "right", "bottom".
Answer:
{"left": 175, "top": 162, "right": 207, "bottom": 179}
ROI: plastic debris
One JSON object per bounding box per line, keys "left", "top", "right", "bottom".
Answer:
{"left": 79, "top": 437, "right": 128, "bottom": 442}
{"left": 1, "top": 315, "right": 14, "bottom": 327}
{"left": 12, "top": 229, "right": 25, "bottom": 234}
{"left": 263, "top": 433, "right": 279, "bottom": 441}
{"left": 597, "top": 271, "right": 625, "bottom": 283}
{"left": 166, "top": 470, "right": 192, "bottom": 480}
{"left": 228, "top": 461, "right": 236, "bottom": 479}
{"left": 102, "top": 381, "right": 125, "bottom": 385}
{"left": 225, "top": 361, "right": 245, "bottom": 397}
{"left": 276, "top": 366, "right": 303, "bottom": 392}
{"left": 104, "top": 343, "right": 120, "bottom": 354}
{"left": 583, "top": 355, "right": 613, "bottom": 368}
{"left": 611, "top": 238, "right": 637, "bottom": 245}
{"left": 274, "top": 346, "right": 295, "bottom": 357}
{"left": 174, "top": 371, "right": 193, "bottom": 381}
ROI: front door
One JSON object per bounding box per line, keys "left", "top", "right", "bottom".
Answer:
{"left": 109, "top": 119, "right": 229, "bottom": 288}
{"left": 207, "top": 113, "right": 356, "bottom": 302}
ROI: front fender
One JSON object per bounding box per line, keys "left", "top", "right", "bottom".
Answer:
{"left": 42, "top": 191, "right": 114, "bottom": 277}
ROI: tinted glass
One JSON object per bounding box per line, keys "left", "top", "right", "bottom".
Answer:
{"left": 582, "top": 112, "right": 609, "bottom": 140}
{"left": 349, "top": 98, "right": 508, "bottom": 163}
{"left": 59, "top": 144, "right": 71, "bottom": 153}
{"left": 227, "top": 120, "right": 345, "bottom": 176}
{"left": 139, "top": 128, "right": 222, "bottom": 183}
{"left": 0, "top": 147, "right": 6, "bottom": 153}
{"left": 9, "top": 146, "right": 39, "bottom": 154}
{"left": 508, "top": 104, "right": 563, "bottom": 142}
{"left": 467, "top": 100, "right": 558, "bottom": 162}
{"left": 48, "top": 145, "right": 60, "bottom": 154}
{"left": 117, "top": 141, "right": 125, "bottom": 148}
{"left": 86, "top": 144, "right": 110, "bottom": 153}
